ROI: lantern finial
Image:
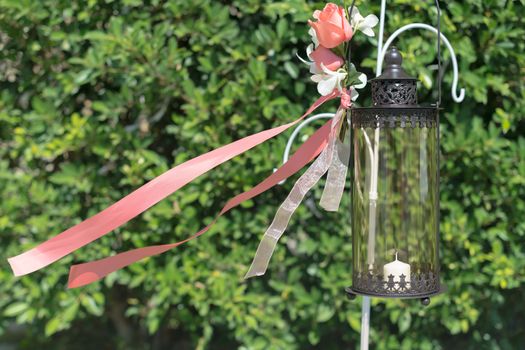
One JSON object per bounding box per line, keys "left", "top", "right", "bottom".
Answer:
{"left": 379, "top": 47, "right": 414, "bottom": 80}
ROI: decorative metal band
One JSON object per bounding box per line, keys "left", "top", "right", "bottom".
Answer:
{"left": 352, "top": 271, "right": 440, "bottom": 297}
{"left": 371, "top": 80, "right": 417, "bottom": 106}
{"left": 351, "top": 108, "right": 437, "bottom": 128}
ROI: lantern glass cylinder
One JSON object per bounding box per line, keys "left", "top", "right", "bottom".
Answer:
{"left": 350, "top": 119, "right": 440, "bottom": 297}
{"left": 348, "top": 48, "right": 443, "bottom": 298}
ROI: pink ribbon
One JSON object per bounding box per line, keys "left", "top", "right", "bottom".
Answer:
{"left": 68, "top": 119, "right": 333, "bottom": 287}
{"left": 340, "top": 88, "right": 351, "bottom": 109}
{"left": 8, "top": 91, "right": 340, "bottom": 287}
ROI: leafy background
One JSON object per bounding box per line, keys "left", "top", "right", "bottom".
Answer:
{"left": 0, "top": 0, "right": 524, "bottom": 349}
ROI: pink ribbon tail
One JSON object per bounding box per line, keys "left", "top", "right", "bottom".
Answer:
{"left": 8, "top": 92, "right": 339, "bottom": 277}
{"left": 244, "top": 108, "right": 344, "bottom": 279}
{"left": 67, "top": 119, "right": 333, "bottom": 288}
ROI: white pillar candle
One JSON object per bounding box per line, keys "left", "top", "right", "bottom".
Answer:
{"left": 383, "top": 252, "right": 411, "bottom": 283}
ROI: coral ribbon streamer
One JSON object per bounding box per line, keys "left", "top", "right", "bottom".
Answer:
{"left": 67, "top": 119, "right": 333, "bottom": 288}
{"left": 244, "top": 108, "right": 344, "bottom": 279}
{"left": 8, "top": 92, "right": 338, "bottom": 278}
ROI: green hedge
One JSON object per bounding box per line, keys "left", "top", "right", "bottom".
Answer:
{"left": 0, "top": 0, "right": 524, "bottom": 349}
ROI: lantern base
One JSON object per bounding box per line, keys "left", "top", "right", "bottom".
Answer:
{"left": 344, "top": 285, "right": 446, "bottom": 302}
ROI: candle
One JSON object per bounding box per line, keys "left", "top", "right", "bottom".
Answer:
{"left": 383, "top": 252, "right": 411, "bottom": 284}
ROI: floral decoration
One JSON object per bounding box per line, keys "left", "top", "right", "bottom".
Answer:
{"left": 300, "top": 3, "right": 378, "bottom": 98}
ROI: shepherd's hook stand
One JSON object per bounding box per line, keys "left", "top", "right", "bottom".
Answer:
{"left": 280, "top": 1, "right": 465, "bottom": 349}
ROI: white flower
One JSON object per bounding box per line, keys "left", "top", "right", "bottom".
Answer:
{"left": 349, "top": 73, "right": 367, "bottom": 100}
{"left": 308, "top": 27, "right": 319, "bottom": 47}
{"left": 311, "top": 64, "right": 347, "bottom": 96}
{"left": 349, "top": 7, "right": 379, "bottom": 37}
{"left": 296, "top": 44, "right": 322, "bottom": 74}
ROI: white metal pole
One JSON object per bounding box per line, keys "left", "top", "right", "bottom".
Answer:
{"left": 360, "top": 0, "right": 387, "bottom": 349}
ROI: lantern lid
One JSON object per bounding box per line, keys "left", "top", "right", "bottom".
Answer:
{"left": 367, "top": 47, "right": 419, "bottom": 107}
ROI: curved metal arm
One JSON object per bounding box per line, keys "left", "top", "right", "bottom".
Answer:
{"left": 378, "top": 23, "right": 465, "bottom": 103}
{"left": 281, "top": 113, "right": 335, "bottom": 164}
{"left": 274, "top": 113, "right": 335, "bottom": 184}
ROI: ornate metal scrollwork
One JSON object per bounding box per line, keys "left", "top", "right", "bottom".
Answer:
{"left": 352, "top": 271, "right": 440, "bottom": 297}
{"left": 371, "top": 80, "right": 417, "bottom": 106}
{"left": 351, "top": 108, "right": 437, "bottom": 129}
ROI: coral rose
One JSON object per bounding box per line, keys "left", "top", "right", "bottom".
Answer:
{"left": 308, "top": 3, "right": 353, "bottom": 49}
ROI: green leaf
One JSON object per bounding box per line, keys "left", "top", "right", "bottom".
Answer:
{"left": 316, "top": 304, "right": 335, "bottom": 322}
{"left": 398, "top": 312, "right": 412, "bottom": 333}
{"left": 80, "top": 295, "right": 103, "bottom": 316}
{"left": 45, "top": 317, "right": 62, "bottom": 337}
{"left": 284, "top": 62, "right": 299, "bottom": 79}
{"left": 4, "top": 302, "right": 28, "bottom": 317}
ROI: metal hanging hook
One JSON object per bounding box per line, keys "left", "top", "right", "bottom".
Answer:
{"left": 377, "top": 0, "right": 465, "bottom": 103}
{"left": 377, "top": 24, "right": 465, "bottom": 103}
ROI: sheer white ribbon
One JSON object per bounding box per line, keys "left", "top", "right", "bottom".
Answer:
{"left": 320, "top": 123, "right": 350, "bottom": 211}
{"left": 245, "top": 108, "right": 346, "bottom": 278}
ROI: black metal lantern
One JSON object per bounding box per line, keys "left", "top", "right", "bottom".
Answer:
{"left": 345, "top": 47, "right": 443, "bottom": 304}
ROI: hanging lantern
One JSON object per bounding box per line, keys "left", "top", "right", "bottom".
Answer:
{"left": 345, "top": 47, "right": 444, "bottom": 305}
